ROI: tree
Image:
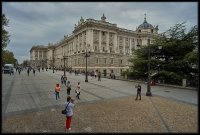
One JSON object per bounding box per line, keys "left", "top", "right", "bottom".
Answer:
{"left": 2, "top": 50, "right": 15, "bottom": 65}
{"left": 2, "top": 14, "right": 10, "bottom": 50}
{"left": 129, "top": 23, "right": 198, "bottom": 86}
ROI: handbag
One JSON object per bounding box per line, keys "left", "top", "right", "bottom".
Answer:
{"left": 61, "top": 102, "right": 70, "bottom": 115}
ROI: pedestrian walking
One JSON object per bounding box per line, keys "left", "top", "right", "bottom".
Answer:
{"left": 64, "top": 96, "right": 75, "bottom": 132}
{"left": 27, "top": 69, "right": 30, "bottom": 76}
{"left": 94, "top": 71, "right": 97, "bottom": 78}
{"left": 66, "top": 81, "right": 71, "bottom": 95}
{"left": 18, "top": 69, "right": 21, "bottom": 75}
{"left": 33, "top": 69, "right": 35, "bottom": 76}
{"left": 61, "top": 75, "right": 64, "bottom": 85}
{"left": 76, "top": 82, "right": 81, "bottom": 99}
{"left": 135, "top": 82, "right": 142, "bottom": 100}
{"left": 98, "top": 71, "right": 101, "bottom": 81}
{"left": 55, "top": 83, "right": 61, "bottom": 100}
{"left": 63, "top": 76, "right": 67, "bottom": 86}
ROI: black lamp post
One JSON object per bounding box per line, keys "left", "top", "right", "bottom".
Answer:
{"left": 136, "top": 41, "right": 152, "bottom": 96}
{"left": 85, "top": 49, "right": 90, "bottom": 82}
{"left": 146, "top": 42, "right": 151, "bottom": 96}
{"left": 63, "top": 56, "right": 66, "bottom": 77}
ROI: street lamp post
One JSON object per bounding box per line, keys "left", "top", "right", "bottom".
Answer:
{"left": 146, "top": 42, "right": 152, "bottom": 96}
{"left": 137, "top": 41, "right": 155, "bottom": 96}
{"left": 85, "top": 49, "right": 90, "bottom": 82}
{"left": 64, "top": 55, "right": 66, "bottom": 77}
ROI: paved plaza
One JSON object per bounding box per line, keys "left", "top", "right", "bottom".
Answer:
{"left": 2, "top": 69, "right": 198, "bottom": 133}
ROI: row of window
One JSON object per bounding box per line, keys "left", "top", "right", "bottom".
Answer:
{"left": 74, "top": 58, "right": 125, "bottom": 65}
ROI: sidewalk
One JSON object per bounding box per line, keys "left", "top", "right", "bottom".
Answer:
{"left": 2, "top": 95, "right": 197, "bottom": 133}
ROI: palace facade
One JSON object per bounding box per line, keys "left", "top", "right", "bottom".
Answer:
{"left": 30, "top": 14, "right": 159, "bottom": 77}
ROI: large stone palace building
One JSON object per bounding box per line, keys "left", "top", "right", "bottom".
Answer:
{"left": 30, "top": 14, "right": 159, "bottom": 77}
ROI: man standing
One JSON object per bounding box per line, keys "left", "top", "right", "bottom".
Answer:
{"left": 98, "top": 71, "right": 101, "bottom": 81}
{"left": 66, "top": 81, "right": 71, "bottom": 95}
{"left": 63, "top": 76, "right": 67, "bottom": 86}
{"left": 33, "top": 69, "right": 35, "bottom": 76}
{"left": 135, "top": 82, "right": 142, "bottom": 100}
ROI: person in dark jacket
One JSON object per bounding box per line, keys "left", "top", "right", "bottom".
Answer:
{"left": 135, "top": 82, "right": 142, "bottom": 100}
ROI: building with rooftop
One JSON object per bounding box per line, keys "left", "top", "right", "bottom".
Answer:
{"left": 30, "top": 14, "right": 159, "bottom": 77}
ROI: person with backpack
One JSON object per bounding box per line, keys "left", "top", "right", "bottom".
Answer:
{"left": 135, "top": 82, "right": 142, "bottom": 100}
{"left": 64, "top": 96, "right": 75, "bottom": 132}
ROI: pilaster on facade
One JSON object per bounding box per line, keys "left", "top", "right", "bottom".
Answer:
{"left": 89, "top": 29, "right": 94, "bottom": 51}
{"left": 99, "top": 30, "right": 102, "bottom": 52}
{"left": 106, "top": 32, "right": 109, "bottom": 53}
{"left": 114, "top": 33, "right": 118, "bottom": 53}
{"left": 123, "top": 37, "right": 126, "bottom": 55}
{"left": 129, "top": 38, "right": 132, "bottom": 55}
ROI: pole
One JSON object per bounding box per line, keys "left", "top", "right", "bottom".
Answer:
{"left": 85, "top": 50, "right": 88, "bottom": 82}
{"left": 64, "top": 56, "right": 66, "bottom": 76}
{"left": 146, "top": 43, "right": 152, "bottom": 96}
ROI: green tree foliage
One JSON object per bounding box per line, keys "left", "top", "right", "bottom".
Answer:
{"left": 2, "top": 50, "right": 15, "bottom": 65}
{"left": 2, "top": 14, "right": 10, "bottom": 50}
{"left": 129, "top": 22, "right": 198, "bottom": 85}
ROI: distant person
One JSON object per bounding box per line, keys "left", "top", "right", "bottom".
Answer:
{"left": 55, "top": 83, "right": 61, "bottom": 100}
{"left": 66, "top": 81, "right": 71, "bottom": 95}
{"left": 94, "top": 71, "right": 97, "bottom": 79}
{"left": 63, "top": 76, "right": 67, "bottom": 86}
{"left": 98, "top": 71, "right": 101, "bottom": 81}
{"left": 33, "top": 69, "right": 35, "bottom": 76}
{"left": 64, "top": 96, "right": 75, "bottom": 132}
{"left": 135, "top": 82, "right": 142, "bottom": 100}
{"left": 76, "top": 82, "right": 81, "bottom": 99}
{"left": 27, "top": 69, "right": 30, "bottom": 76}
{"left": 18, "top": 69, "right": 21, "bottom": 75}
{"left": 61, "top": 75, "right": 64, "bottom": 85}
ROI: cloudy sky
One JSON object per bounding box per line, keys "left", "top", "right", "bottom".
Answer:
{"left": 2, "top": 2, "right": 197, "bottom": 64}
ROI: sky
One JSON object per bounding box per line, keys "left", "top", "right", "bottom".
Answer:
{"left": 2, "top": 2, "right": 198, "bottom": 64}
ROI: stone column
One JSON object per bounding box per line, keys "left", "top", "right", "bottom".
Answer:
{"left": 37, "top": 51, "right": 39, "bottom": 60}
{"left": 114, "top": 33, "right": 117, "bottom": 53}
{"left": 88, "top": 29, "right": 94, "bottom": 51}
{"left": 78, "top": 34, "right": 80, "bottom": 52}
{"left": 129, "top": 38, "right": 132, "bottom": 55}
{"left": 99, "top": 30, "right": 102, "bottom": 52}
{"left": 106, "top": 32, "right": 109, "bottom": 53}
{"left": 123, "top": 37, "right": 126, "bottom": 55}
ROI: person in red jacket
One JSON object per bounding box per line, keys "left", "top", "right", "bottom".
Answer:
{"left": 55, "top": 83, "right": 61, "bottom": 100}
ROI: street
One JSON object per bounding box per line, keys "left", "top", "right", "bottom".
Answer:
{"left": 2, "top": 69, "right": 197, "bottom": 118}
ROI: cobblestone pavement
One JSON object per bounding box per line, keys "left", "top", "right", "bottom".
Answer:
{"left": 2, "top": 95, "right": 198, "bottom": 133}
